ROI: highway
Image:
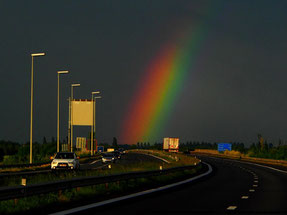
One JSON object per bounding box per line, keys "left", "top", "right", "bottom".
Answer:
{"left": 61, "top": 155, "right": 287, "bottom": 215}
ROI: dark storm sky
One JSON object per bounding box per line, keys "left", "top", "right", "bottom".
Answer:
{"left": 1, "top": 0, "right": 287, "bottom": 145}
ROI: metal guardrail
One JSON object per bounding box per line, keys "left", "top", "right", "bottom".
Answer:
{"left": 0, "top": 164, "right": 202, "bottom": 201}
{"left": 192, "top": 151, "right": 287, "bottom": 166}
{"left": 0, "top": 155, "right": 100, "bottom": 170}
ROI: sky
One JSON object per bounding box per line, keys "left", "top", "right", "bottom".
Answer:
{"left": 0, "top": 0, "right": 287, "bottom": 146}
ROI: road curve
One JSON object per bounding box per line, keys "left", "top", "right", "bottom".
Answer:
{"left": 64, "top": 155, "right": 287, "bottom": 215}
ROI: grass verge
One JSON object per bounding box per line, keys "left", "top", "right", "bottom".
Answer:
{"left": 0, "top": 164, "right": 203, "bottom": 215}
{"left": 0, "top": 151, "right": 202, "bottom": 214}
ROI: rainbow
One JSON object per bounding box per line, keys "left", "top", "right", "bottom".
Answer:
{"left": 120, "top": 25, "right": 205, "bottom": 145}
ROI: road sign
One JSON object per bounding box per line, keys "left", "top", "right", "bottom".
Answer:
{"left": 97, "top": 146, "right": 104, "bottom": 153}
{"left": 218, "top": 143, "right": 232, "bottom": 152}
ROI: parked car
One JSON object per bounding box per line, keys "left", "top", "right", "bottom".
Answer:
{"left": 51, "top": 152, "right": 80, "bottom": 170}
{"left": 101, "top": 153, "right": 116, "bottom": 163}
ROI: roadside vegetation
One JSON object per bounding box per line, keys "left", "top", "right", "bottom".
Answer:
{"left": 0, "top": 140, "right": 56, "bottom": 165}
{"left": 179, "top": 140, "right": 287, "bottom": 161}
{"left": 0, "top": 166, "right": 201, "bottom": 215}
{"left": 0, "top": 151, "right": 198, "bottom": 187}
{"left": 0, "top": 149, "right": 201, "bottom": 214}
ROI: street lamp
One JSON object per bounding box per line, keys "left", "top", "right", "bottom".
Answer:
{"left": 30, "top": 52, "right": 45, "bottom": 164}
{"left": 91, "top": 91, "right": 100, "bottom": 156}
{"left": 70, "top": 83, "right": 81, "bottom": 152}
{"left": 57, "top": 71, "right": 69, "bottom": 153}
{"left": 93, "top": 96, "right": 102, "bottom": 155}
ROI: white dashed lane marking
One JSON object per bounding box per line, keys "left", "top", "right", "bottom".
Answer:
{"left": 227, "top": 206, "right": 237, "bottom": 210}
{"left": 241, "top": 196, "right": 249, "bottom": 199}
{"left": 249, "top": 189, "right": 255, "bottom": 192}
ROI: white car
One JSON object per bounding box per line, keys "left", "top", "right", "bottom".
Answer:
{"left": 51, "top": 152, "right": 80, "bottom": 170}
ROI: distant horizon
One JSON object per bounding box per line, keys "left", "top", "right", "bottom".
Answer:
{"left": 2, "top": 136, "right": 284, "bottom": 147}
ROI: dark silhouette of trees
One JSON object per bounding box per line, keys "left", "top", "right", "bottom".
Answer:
{"left": 112, "top": 137, "right": 118, "bottom": 149}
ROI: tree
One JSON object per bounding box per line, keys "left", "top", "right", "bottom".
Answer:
{"left": 112, "top": 137, "right": 118, "bottom": 149}
{"left": 51, "top": 137, "right": 56, "bottom": 144}
{"left": 257, "top": 134, "right": 264, "bottom": 150}
{"left": 147, "top": 142, "right": 150, "bottom": 149}
{"left": 42, "top": 136, "right": 47, "bottom": 144}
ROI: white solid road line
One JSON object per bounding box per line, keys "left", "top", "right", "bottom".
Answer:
{"left": 90, "top": 160, "right": 101, "bottom": 165}
{"left": 227, "top": 206, "right": 237, "bottom": 210}
{"left": 49, "top": 162, "right": 212, "bottom": 215}
{"left": 141, "top": 153, "right": 170, "bottom": 163}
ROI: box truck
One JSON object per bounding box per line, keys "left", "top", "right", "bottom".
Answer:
{"left": 163, "top": 137, "right": 179, "bottom": 152}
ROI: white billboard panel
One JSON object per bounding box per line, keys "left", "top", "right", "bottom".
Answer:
{"left": 71, "top": 100, "right": 93, "bottom": 126}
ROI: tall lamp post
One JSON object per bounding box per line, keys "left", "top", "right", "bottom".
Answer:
{"left": 30, "top": 52, "right": 45, "bottom": 164}
{"left": 70, "top": 84, "right": 81, "bottom": 152}
{"left": 93, "top": 96, "right": 102, "bottom": 156}
{"left": 91, "top": 91, "right": 100, "bottom": 156}
{"left": 57, "top": 71, "right": 69, "bottom": 152}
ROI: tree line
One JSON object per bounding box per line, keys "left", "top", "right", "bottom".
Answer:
{"left": 0, "top": 138, "right": 56, "bottom": 164}
{"left": 1, "top": 136, "right": 287, "bottom": 164}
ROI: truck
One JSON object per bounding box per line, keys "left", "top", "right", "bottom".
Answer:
{"left": 163, "top": 137, "right": 179, "bottom": 152}
{"left": 107, "top": 148, "right": 115, "bottom": 152}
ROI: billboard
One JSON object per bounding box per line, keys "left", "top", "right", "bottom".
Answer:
{"left": 76, "top": 137, "right": 87, "bottom": 149}
{"left": 71, "top": 100, "right": 93, "bottom": 126}
{"left": 218, "top": 143, "right": 232, "bottom": 152}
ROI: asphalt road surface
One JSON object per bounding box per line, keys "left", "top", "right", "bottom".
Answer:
{"left": 68, "top": 155, "right": 287, "bottom": 215}
{"left": 80, "top": 152, "right": 165, "bottom": 170}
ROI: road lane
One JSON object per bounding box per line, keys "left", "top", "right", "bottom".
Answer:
{"left": 231, "top": 158, "right": 287, "bottom": 213}
{"left": 69, "top": 155, "right": 287, "bottom": 214}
